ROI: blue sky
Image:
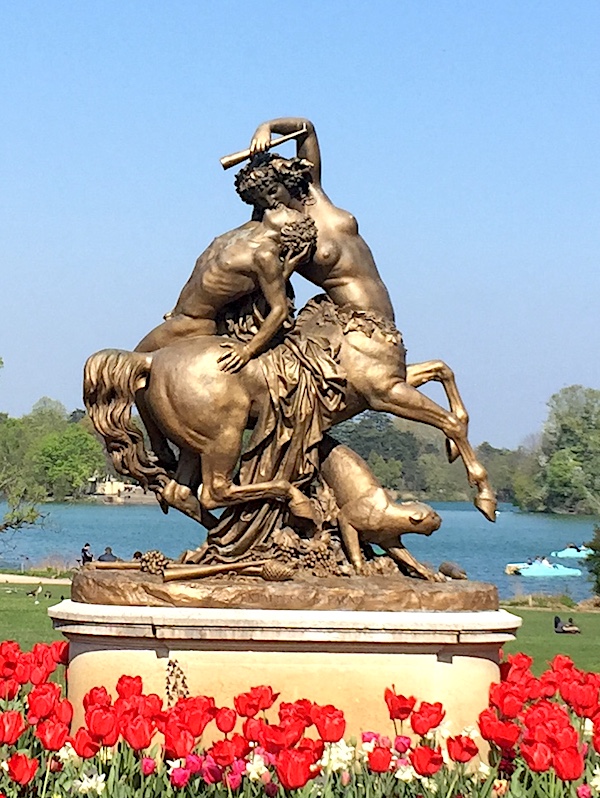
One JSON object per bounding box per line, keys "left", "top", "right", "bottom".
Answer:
{"left": 1, "top": 1, "right": 599, "bottom": 448}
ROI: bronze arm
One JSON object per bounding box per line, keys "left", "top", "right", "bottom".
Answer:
{"left": 220, "top": 127, "right": 307, "bottom": 170}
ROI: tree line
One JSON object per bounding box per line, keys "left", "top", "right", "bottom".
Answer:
{"left": 332, "top": 385, "right": 600, "bottom": 515}
{"left": 1, "top": 356, "right": 107, "bottom": 531}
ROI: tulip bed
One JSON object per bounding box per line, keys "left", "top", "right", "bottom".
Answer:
{"left": 1, "top": 641, "right": 600, "bottom": 797}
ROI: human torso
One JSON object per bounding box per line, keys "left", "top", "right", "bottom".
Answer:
{"left": 297, "top": 186, "right": 395, "bottom": 321}
{"left": 173, "top": 221, "right": 280, "bottom": 319}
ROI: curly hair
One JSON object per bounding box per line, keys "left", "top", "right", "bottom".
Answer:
{"left": 235, "top": 153, "right": 313, "bottom": 213}
{"left": 279, "top": 216, "right": 317, "bottom": 261}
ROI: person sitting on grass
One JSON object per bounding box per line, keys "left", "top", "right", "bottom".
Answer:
{"left": 554, "top": 615, "right": 581, "bottom": 634}
{"left": 562, "top": 616, "right": 581, "bottom": 634}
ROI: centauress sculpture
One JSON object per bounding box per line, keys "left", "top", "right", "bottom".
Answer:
{"left": 84, "top": 117, "right": 496, "bottom": 585}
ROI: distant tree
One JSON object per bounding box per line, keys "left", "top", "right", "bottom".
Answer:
{"left": 0, "top": 359, "right": 41, "bottom": 535}
{"left": 68, "top": 409, "right": 87, "bottom": 424}
{"left": 476, "top": 442, "right": 521, "bottom": 503}
{"left": 332, "top": 412, "right": 425, "bottom": 492}
{"left": 540, "top": 386, "right": 600, "bottom": 513}
{"left": 585, "top": 526, "right": 600, "bottom": 597}
{"left": 33, "top": 424, "right": 106, "bottom": 500}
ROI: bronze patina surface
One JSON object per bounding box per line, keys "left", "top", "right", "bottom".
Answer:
{"left": 72, "top": 569, "right": 498, "bottom": 612}
{"left": 83, "top": 118, "right": 497, "bottom": 591}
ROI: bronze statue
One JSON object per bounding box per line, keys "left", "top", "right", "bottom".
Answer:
{"left": 83, "top": 117, "right": 496, "bottom": 584}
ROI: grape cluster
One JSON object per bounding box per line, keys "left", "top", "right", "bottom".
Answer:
{"left": 272, "top": 530, "right": 346, "bottom": 578}
{"left": 140, "top": 549, "right": 171, "bottom": 576}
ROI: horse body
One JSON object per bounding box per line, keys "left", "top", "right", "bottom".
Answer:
{"left": 85, "top": 300, "right": 496, "bottom": 551}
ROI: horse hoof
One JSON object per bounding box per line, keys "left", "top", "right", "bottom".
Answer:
{"left": 474, "top": 492, "right": 497, "bottom": 522}
{"left": 445, "top": 439, "right": 460, "bottom": 463}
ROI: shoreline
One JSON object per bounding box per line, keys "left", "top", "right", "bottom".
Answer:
{"left": 0, "top": 573, "right": 71, "bottom": 585}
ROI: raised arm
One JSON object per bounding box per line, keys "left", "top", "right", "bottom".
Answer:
{"left": 250, "top": 117, "right": 322, "bottom": 187}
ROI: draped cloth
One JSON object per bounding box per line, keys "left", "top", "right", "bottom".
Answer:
{"left": 203, "top": 296, "right": 347, "bottom": 563}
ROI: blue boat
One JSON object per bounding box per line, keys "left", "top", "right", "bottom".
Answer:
{"left": 550, "top": 546, "right": 593, "bottom": 559}
{"left": 505, "top": 561, "right": 582, "bottom": 577}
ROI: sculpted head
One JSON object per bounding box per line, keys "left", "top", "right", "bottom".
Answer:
{"left": 235, "top": 153, "right": 313, "bottom": 218}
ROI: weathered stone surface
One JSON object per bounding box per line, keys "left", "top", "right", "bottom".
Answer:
{"left": 72, "top": 569, "right": 498, "bottom": 612}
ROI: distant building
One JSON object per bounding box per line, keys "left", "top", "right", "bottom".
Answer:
{"left": 87, "top": 474, "right": 155, "bottom": 504}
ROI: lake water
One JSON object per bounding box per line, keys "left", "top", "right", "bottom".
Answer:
{"left": 0, "top": 501, "right": 597, "bottom": 602}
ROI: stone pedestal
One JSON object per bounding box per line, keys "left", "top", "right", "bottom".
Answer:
{"left": 50, "top": 601, "right": 521, "bottom": 737}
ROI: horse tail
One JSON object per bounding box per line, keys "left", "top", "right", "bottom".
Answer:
{"left": 83, "top": 349, "right": 169, "bottom": 492}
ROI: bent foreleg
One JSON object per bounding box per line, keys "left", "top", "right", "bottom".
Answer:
{"left": 406, "top": 360, "right": 468, "bottom": 463}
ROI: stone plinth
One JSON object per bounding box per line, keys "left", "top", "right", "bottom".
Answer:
{"left": 49, "top": 601, "right": 520, "bottom": 737}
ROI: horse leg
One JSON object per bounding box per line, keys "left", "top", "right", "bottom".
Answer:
{"left": 159, "top": 450, "right": 219, "bottom": 530}
{"left": 406, "top": 360, "right": 468, "bottom": 463}
{"left": 199, "top": 429, "right": 316, "bottom": 522}
{"left": 135, "top": 390, "right": 178, "bottom": 472}
{"left": 368, "top": 380, "right": 496, "bottom": 521}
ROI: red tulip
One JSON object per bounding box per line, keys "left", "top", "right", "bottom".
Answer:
{"left": 489, "top": 682, "right": 526, "bottom": 719}
{"left": 164, "top": 720, "right": 195, "bottom": 759}
{"left": 35, "top": 718, "right": 70, "bottom": 751}
{"left": 13, "top": 653, "right": 32, "bottom": 685}
{"left": 116, "top": 675, "right": 143, "bottom": 699}
{"left": 550, "top": 655, "right": 575, "bottom": 673}
{"left": 0, "top": 678, "right": 19, "bottom": 700}
{"left": 230, "top": 732, "right": 250, "bottom": 760}
{"left": 233, "top": 689, "right": 261, "bottom": 718}
{"left": 410, "top": 701, "right": 445, "bottom": 736}
{"left": 242, "top": 716, "right": 264, "bottom": 742}
{"left": 0, "top": 641, "right": 22, "bottom": 678}
{"left": 215, "top": 707, "right": 237, "bottom": 734}
{"left": 209, "top": 739, "right": 237, "bottom": 767}
{"left": 85, "top": 706, "right": 119, "bottom": 746}
{"left": 122, "top": 715, "right": 154, "bottom": 751}
{"left": 521, "top": 741, "right": 552, "bottom": 773}
{"left": 310, "top": 704, "right": 346, "bottom": 743}
{"left": 49, "top": 640, "right": 69, "bottom": 666}
{"left": 368, "top": 746, "right": 392, "bottom": 772}
{"left": 275, "top": 749, "right": 315, "bottom": 791}
{"left": 71, "top": 727, "right": 100, "bottom": 758}
{"left": 554, "top": 747, "right": 585, "bottom": 782}
{"left": 296, "top": 737, "right": 325, "bottom": 762}
{"left": 52, "top": 698, "right": 73, "bottom": 726}
{"left": 259, "top": 720, "right": 305, "bottom": 753}
{"left": 83, "top": 686, "right": 112, "bottom": 711}
{"left": 27, "top": 682, "right": 61, "bottom": 723}
{"left": 253, "top": 685, "right": 280, "bottom": 711}
{"left": 7, "top": 753, "right": 39, "bottom": 785}
{"left": 0, "top": 710, "right": 26, "bottom": 745}
{"left": 410, "top": 745, "right": 444, "bottom": 776}
{"left": 384, "top": 688, "right": 416, "bottom": 721}
{"left": 279, "top": 699, "right": 313, "bottom": 727}
{"left": 173, "top": 695, "right": 216, "bottom": 737}
{"left": 447, "top": 735, "right": 479, "bottom": 763}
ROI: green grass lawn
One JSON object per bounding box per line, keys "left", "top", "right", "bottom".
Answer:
{"left": 0, "top": 583, "right": 70, "bottom": 651}
{"left": 0, "top": 586, "right": 599, "bottom": 678}
{"left": 502, "top": 608, "right": 600, "bottom": 674}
